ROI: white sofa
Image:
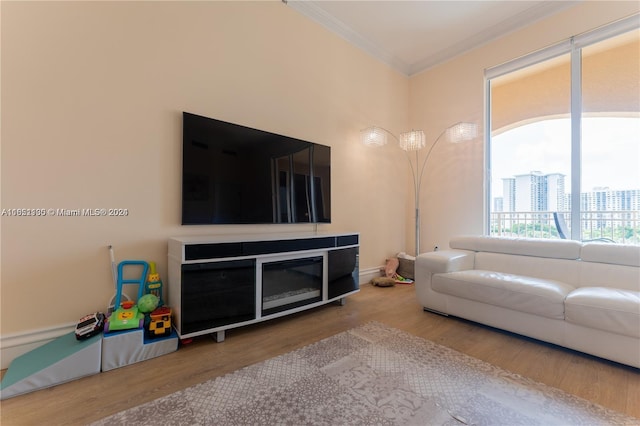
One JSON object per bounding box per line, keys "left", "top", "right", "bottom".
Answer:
{"left": 416, "top": 236, "right": 640, "bottom": 368}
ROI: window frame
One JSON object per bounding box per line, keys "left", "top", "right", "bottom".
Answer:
{"left": 484, "top": 14, "right": 639, "bottom": 238}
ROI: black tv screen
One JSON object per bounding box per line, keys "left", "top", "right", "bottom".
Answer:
{"left": 182, "top": 112, "right": 331, "bottom": 225}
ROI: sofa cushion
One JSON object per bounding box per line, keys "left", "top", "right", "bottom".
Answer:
{"left": 565, "top": 287, "right": 640, "bottom": 339}
{"left": 450, "top": 236, "right": 582, "bottom": 260}
{"left": 432, "top": 270, "right": 575, "bottom": 320}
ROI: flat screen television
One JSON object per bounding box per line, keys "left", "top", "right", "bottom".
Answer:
{"left": 182, "top": 112, "right": 331, "bottom": 225}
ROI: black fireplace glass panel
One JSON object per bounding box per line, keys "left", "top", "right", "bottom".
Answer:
{"left": 181, "top": 259, "right": 255, "bottom": 334}
{"left": 262, "top": 256, "right": 323, "bottom": 316}
{"left": 328, "top": 247, "right": 359, "bottom": 299}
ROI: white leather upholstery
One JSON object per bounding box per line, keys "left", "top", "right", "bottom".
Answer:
{"left": 417, "top": 250, "right": 474, "bottom": 274}
{"left": 475, "top": 252, "right": 581, "bottom": 286}
{"left": 579, "top": 262, "right": 640, "bottom": 292}
{"left": 416, "top": 236, "right": 640, "bottom": 368}
{"left": 433, "top": 270, "right": 574, "bottom": 319}
{"left": 565, "top": 287, "right": 640, "bottom": 339}
{"left": 450, "top": 235, "right": 582, "bottom": 260}
{"left": 581, "top": 242, "right": 640, "bottom": 267}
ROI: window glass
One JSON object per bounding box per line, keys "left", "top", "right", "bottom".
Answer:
{"left": 488, "top": 27, "right": 640, "bottom": 244}
{"left": 489, "top": 54, "right": 571, "bottom": 239}
{"left": 580, "top": 30, "right": 640, "bottom": 242}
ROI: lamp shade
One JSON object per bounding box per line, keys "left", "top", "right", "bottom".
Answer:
{"left": 361, "top": 126, "right": 388, "bottom": 146}
{"left": 398, "top": 130, "right": 426, "bottom": 151}
{"left": 446, "top": 122, "right": 477, "bottom": 143}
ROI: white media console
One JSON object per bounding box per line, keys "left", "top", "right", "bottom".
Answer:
{"left": 168, "top": 232, "right": 359, "bottom": 341}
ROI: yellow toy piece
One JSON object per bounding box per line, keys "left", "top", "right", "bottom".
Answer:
{"left": 147, "top": 306, "right": 172, "bottom": 338}
{"left": 145, "top": 262, "right": 164, "bottom": 305}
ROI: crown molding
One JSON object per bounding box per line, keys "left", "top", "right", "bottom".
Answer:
{"left": 285, "top": 0, "right": 412, "bottom": 75}
{"left": 286, "top": 1, "right": 582, "bottom": 77}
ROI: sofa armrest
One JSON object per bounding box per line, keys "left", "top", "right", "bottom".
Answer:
{"left": 416, "top": 250, "right": 475, "bottom": 274}
{"left": 415, "top": 250, "right": 475, "bottom": 313}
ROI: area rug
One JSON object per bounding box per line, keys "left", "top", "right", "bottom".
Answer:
{"left": 92, "top": 322, "right": 637, "bottom": 425}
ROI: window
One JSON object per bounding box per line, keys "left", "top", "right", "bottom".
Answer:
{"left": 486, "top": 16, "right": 639, "bottom": 244}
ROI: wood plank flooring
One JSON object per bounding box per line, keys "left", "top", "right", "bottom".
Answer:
{"left": 2, "top": 283, "right": 639, "bottom": 425}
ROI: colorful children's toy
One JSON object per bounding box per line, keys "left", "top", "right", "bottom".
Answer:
{"left": 75, "top": 312, "right": 106, "bottom": 340}
{"left": 137, "top": 294, "right": 159, "bottom": 314}
{"left": 107, "top": 246, "right": 131, "bottom": 315}
{"left": 145, "top": 261, "right": 164, "bottom": 305}
{"left": 101, "top": 257, "right": 178, "bottom": 371}
{"left": 104, "top": 300, "right": 144, "bottom": 332}
{"left": 147, "top": 306, "right": 173, "bottom": 338}
{"left": 105, "top": 260, "right": 149, "bottom": 333}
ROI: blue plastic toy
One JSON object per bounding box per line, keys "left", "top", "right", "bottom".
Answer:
{"left": 104, "top": 260, "right": 149, "bottom": 333}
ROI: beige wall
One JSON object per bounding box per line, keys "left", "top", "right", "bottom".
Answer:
{"left": 1, "top": 1, "right": 408, "bottom": 337}
{"left": 1, "top": 0, "right": 637, "bottom": 347}
{"left": 408, "top": 1, "right": 639, "bottom": 254}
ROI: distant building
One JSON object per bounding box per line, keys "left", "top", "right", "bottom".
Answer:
{"left": 546, "top": 173, "right": 565, "bottom": 212}
{"left": 501, "top": 178, "right": 515, "bottom": 212}
{"left": 581, "top": 188, "right": 640, "bottom": 212}
{"left": 500, "top": 171, "right": 566, "bottom": 212}
{"left": 494, "top": 172, "right": 639, "bottom": 228}
{"left": 494, "top": 197, "right": 504, "bottom": 212}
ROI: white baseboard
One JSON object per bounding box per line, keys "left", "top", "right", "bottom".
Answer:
{"left": 359, "top": 266, "right": 383, "bottom": 285}
{"left": 1, "top": 270, "right": 383, "bottom": 370}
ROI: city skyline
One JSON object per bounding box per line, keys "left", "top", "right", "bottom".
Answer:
{"left": 494, "top": 170, "right": 640, "bottom": 213}
{"left": 491, "top": 116, "right": 640, "bottom": 198}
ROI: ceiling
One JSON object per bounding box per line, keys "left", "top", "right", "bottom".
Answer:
{"left": 285, "top": 1, "right": 581, "bottom": 76}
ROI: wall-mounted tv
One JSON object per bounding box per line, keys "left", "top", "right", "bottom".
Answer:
{"left": 182, "top": 112, "right": 331, "bottom": 225}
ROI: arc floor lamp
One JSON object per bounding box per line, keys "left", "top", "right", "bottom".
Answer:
{"left": 361, "top": 122, "right": 478, "bottom": 255}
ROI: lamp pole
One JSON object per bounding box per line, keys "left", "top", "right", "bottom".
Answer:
{"left": 361, "top": 122, "right": 477, "bottom": 257}
{"left": 404, "top": 128, "right": 449, "bottom": 256}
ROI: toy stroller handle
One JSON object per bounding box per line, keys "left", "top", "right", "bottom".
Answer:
{"left": 114, "top": 261, "right": 149, "bottom": 309}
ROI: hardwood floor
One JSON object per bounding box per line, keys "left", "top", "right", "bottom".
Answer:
{"left": 2, "top": 283, "right": 639, "bottom": 425}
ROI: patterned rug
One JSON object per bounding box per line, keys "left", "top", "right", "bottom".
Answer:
{"left": 92, "top": 322, "right": 637, "bottom": 425}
